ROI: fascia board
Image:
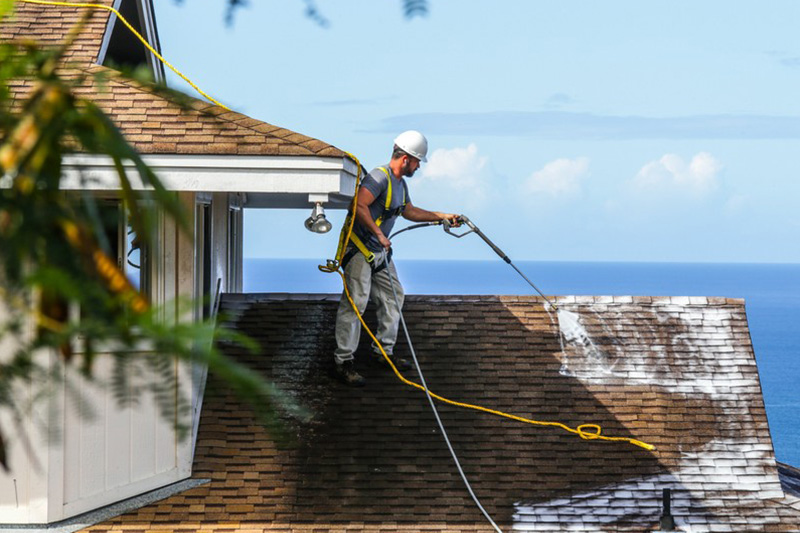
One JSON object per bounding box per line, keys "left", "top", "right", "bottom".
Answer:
{"left": 139, "top": 0, "right": 165, "bottom": 83}
{"left": 60, "top": 154, "right": 357, "bottom": 196}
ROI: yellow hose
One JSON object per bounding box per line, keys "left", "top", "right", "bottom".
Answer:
{"left": 17, "top": 0, "right": 654, "bottom": 452}
{"left": 322, "top": 155, "right": 655, "bottom": 451}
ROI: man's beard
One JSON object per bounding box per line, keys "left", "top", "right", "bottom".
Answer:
{"left": 401, "top": 160, "right": 417, "bottom": 177}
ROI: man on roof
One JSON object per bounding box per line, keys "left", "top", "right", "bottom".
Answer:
{"left": 334, "top": 131, "right": 460, "bottom": 386}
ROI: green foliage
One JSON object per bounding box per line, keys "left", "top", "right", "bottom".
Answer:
{"left": 0, "top": 12, "right": 300, "bottom": 471}
{"left": 0, "top": 0, "right": 12, "bottom": 19}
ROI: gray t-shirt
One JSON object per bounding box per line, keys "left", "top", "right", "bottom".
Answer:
{"left": 353, "top": 165, "right": 410, "bottom": 252}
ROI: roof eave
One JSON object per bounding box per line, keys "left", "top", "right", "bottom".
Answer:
{"left": 60, "top": 153, "right": 358, "bottom": 208}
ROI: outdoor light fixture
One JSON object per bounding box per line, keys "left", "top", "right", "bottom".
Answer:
{"left": 304, "top": 202, "right": 332, "bottom": 234}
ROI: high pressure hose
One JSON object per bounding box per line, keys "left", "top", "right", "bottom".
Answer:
{"left": 323, "top": 179, "right": 654, "bottom": 532}
{"left": 9, "top": 3, "right": 652, "bottom": 527}
{"left": 382, "top": 218, "right": 654, "bottom": 451}
{"left": 379, "top": 250, "right": 503, "bottom": 533}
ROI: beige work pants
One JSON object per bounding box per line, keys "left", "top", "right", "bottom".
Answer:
{"left": 334, "top": 248, "right": 404, "bottom": 365}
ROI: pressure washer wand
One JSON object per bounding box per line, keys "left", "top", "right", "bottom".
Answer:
{"left": 444, "top": 216, "right": 558, "bottom": 311}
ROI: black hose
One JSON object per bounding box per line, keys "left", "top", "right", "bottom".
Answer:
{"left": 388, "top": 221, "right": 441, "bottom": 239}
{"left": 388, "top": 217, "right": 558, "bottom": 310}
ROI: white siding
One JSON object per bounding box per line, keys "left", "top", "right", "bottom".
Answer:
{"left": 0, "top": 301, "right": 53, "bottom": 523}
{"left": 0, "top": 192, "right": 207, "bottom": 524}
{"left": 60, "top": 353, "right": 183, "bottom": 518}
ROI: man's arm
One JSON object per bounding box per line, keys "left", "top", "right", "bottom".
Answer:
{"left": 356, "top": 187, "right": 392, "bottom": 250}
{"left": 403, "top": 202, "right": 460, "bottom": 225}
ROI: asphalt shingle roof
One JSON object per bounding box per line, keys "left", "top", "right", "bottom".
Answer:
{"left": 84, "top": 294, "right": 800, "bottom": 532}
{"left": 2, "top": 1, "right": 345, "bottom": 158}
{"left": 2, "top": 0, "right": 110, "bottom": 64}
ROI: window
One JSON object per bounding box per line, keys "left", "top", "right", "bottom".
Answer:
{"left": 98, "top": 200, "right": 150, "bottom": 300}
{"left": 125, "top": 219, "right": 148, "bottom": 293}
{"left": 194, "top": 201, "right": 213, "bottom": 321}
{"left": 99, "top": 0, "right": 164, "bottom": 82}
{"left": 227, "top": 204, "right": 242, "bottom": 292}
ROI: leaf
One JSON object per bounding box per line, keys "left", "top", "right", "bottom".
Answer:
{"left": 0, "top": 21, "right": 290, "bottom": 465}
{"left": 402, "top": 0, "right": 428, "bottom": 18}
{"left": 224, "top": 0, "right": 249, "bottom": 26}
{"left": 73, "top": 100, "right": 189, "bottom": 237}
{"left": 0, "top": 0, "right": 13, "bottom": 21}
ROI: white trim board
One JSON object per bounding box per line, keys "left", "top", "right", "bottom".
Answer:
{"left": 0, "top": 479, "right": 208, "bottom": 533}
{"left": 60, "top": 154, "right": 357, "bottom": 204}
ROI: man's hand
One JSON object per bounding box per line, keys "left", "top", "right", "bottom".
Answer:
{"left": 440, "top": 213, "right": 462, "bottom": 227}
{"left": 377, "top": 232, "right": 392, "bottom": 250}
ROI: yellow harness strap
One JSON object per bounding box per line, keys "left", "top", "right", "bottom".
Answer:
{"left": 349, "top": 233, "right": 376, "bottom": 263}
{"left": 319, "top": 161, "right": 653, "bottom": 451}
{"left": 374, "top": 166, "right": 406, "bottom": 227}
{"left": 14, "top": 1, "right": 654, "bottom": 452}
{"left": 347, "top": 166, "right": 406, "bottom": 263}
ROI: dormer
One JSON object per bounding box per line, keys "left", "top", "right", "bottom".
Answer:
{"left": 97, "top": 0, "right": 165, "bottom": 83}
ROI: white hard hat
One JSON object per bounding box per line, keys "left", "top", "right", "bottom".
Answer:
{"left": 393, "top": 130, "right": 428, "bottom": 162}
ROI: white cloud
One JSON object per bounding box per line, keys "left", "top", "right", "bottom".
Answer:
{"left": 524, "top": 157, "right": 589, "bottom": 197}
{"left": 420, "top": 143, "right": 487, "bottom": 186}
{"left": 415, "top": 143, "right": 492, "bottom": 211}
{"left": 633, "top": 152, "right": 722, "bottom": 197}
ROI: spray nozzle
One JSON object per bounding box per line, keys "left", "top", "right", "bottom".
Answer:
{"left": 443, "top": 215, "right": 477, "bottom": 238}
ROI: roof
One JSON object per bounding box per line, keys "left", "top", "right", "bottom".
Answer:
{"left": 2, "top": 1, "right": 345, "bottom": 158}
{"left": 72, "top": 67, "right": 346, "bottom": 157}
{"left": 1, "top": 0, "right": 111, "bottom": 65}
{"left": 83, "top": 294, "right": 800, "bottom": 532}
{"left": 779, "top": 462, "right": 800, "bottom": 499}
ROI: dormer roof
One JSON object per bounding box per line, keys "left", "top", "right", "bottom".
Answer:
{"left": 2, "top": 0, "right": 345, "bottom": 159}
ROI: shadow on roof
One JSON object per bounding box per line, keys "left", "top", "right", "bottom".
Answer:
{"left": 196, "top": 294, "right": 723, "bottom": 529}
{"left": 88, "top": 293, "right": 795, "bottom": 532}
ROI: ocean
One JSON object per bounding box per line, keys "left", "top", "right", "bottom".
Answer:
{"left": 244, "top": 258, "right": 800, "bottom": 467}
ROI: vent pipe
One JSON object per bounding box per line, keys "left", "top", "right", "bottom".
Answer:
{"left": 660, "top": 488, "right": 676, "bottom": 531}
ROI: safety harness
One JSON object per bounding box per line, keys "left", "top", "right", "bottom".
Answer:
{"left": 342, "top": 166, "right": 407, "bottom": 273}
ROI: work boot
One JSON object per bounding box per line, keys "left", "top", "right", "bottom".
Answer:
{"left": 370, "top": 349, "right": 412, "bottom": 371}
{"left": 335, "top": 360, "right": 365, "bottom": 387}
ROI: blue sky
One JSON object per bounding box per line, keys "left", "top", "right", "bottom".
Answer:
{"left": 154, "top": 1, "right": 800, "bottom": 263}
